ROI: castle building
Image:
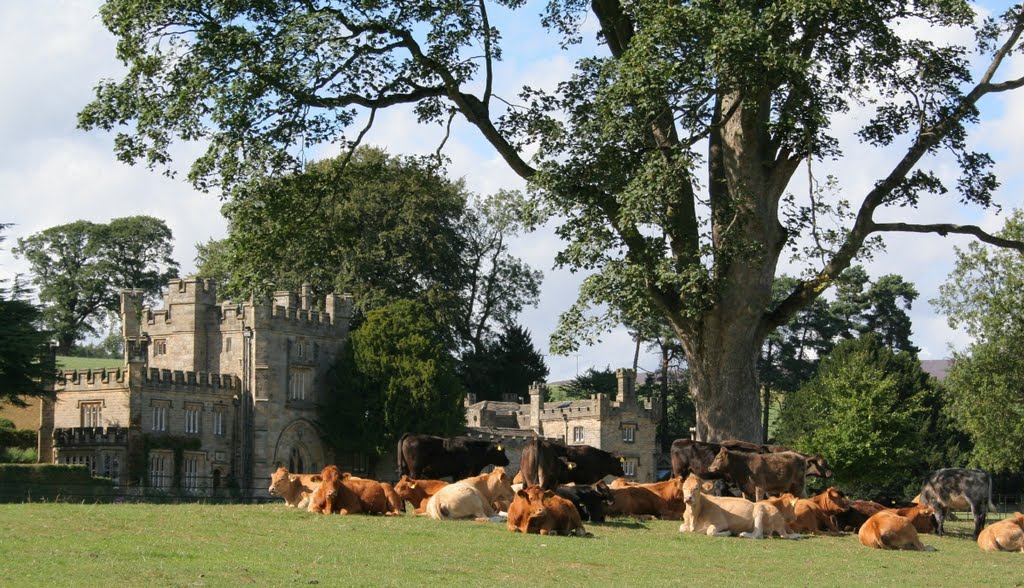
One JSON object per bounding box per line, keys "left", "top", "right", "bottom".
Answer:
{"left": 43, "top": 278, "right": 353, "bottom": 497}
{"left": 464, "top": 369, "right": 662, "bottom": 482}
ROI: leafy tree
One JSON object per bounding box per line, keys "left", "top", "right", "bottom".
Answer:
{"left": 561, "top": 367, "right": 618, "bottom": 400}
{"left": 934, "top": 209, "right": 1024, "bottom": 472}
{"left": 13, "top": 216, "right": 178, "bottom": 353}
{"left": 195, "top": 149, "right": 540, "bottom": 354}
{"left": 776, "top": 335, "right": 940, "bottom": 500}
{"left": 81, "top": 1, "right": 1024, "bottom": 440}
{"left": 459, "top": 324, "right": 548, "bottom": 402}
{"left": 1, "top": 225, "right": 54, "bottom": 405}
{"left": 318, "top": 300, "right": 466, "bottom": 457}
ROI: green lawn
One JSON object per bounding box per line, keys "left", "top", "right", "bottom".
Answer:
{"left": 56, "top": 356, "right": 123, "bottom": 371}
{"left": 0, "top": 504, "right": 1020, "bottom": 587}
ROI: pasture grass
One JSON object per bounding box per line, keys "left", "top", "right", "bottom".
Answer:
{"left": 0, "top": 503, "right": 1021, "bottom": 587}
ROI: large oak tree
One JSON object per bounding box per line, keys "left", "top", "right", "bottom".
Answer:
{"left": 80, "top": 0, "right": 1024, "bottom": 441}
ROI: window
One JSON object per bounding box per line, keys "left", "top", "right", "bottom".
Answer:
{"left": 150, "top": 451, "right": 172, "bottom": 488}
{"left": 212, "top": 407, "right": 225, "bottom": 436}
{"left": 153, "top": 339, "right": 167, "bottom": 355}
{"left": 151, "top": 402, "right": 168, "bottom": 432}
{"left": 623, "top": 424, "right": 636, "bottom": 443}
{"left": 288, "top": 368, "right": 311, "bottom": 401}
{"left": 63, "top": 453, "right": 96, "bottom": 475}
{"left": 183, "top": 453, "right": 204, "bottom": 492}
{"left": 623, "top": 458, "right": 638, "bottom": 478}
{"left": 184, "top": 404, "right": 202, "bottom": 434}
{"left": 572, "top": 426, "right": 585, "bottom": 443}
{"left": 102, "top": 453, "right": 120, "bottom": 482}
{"left": 81, "top": 402, "right": 102, "bottom": 428}
{"left": 225, "top": 337, "right": 232, "bottom": 352}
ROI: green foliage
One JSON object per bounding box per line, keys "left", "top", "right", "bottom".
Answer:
{"left": 13, "top": 216, "right": 178, "bottom": 353}
{"left": 777, "top": 335, "right": 943, "bottom": 500}
{"left": 0, "top": 418, "right": 37, "bottom": 450}
{"left": 319, "top": 300, "right": 465, "bottom": 456}
{"left": 459, "top": 324, "right": 548, "bottom": 402}
{"left": 56, "top": 356, "right": 123, "bottom": 371}
{"left": 561, "top": 367, "right": 618, "bottom": 400}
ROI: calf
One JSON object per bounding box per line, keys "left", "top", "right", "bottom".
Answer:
{"left": 790, "top": 487, "right": 850, "bottom": 534}
{"left": 707, "top": 448, "right": 808, "bottom": 501}
{"left": 679, "top": 474, "right": 799, "bottom": 539}
{"left": 268, "top": 467, "right": 322, "bottom": 508}
{"left": 554, "top": 481, "right": 614, "bottom": 523}
{"left": 605, "top": 476, "right": 686, "bottom": 519}
{"left": 392, "top": 475, "right": 448, "bottom": 514}
{"left": 919, "top": 468, "right": 994, "bottom": 538}
{"left": 507, "top": 486, "right": 588, "bottom": 536}
{"left": 858, "top": 510, "right": 935, "bottom": 551}
{"left": 977, "top": 512, "right": 1024, "bottom": 552}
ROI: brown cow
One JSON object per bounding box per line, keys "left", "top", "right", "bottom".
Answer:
{"left": 707, "top": 448, "right": 808, "bottom": 501}
{"left": 507, "top": 486, "right": 587, "bottom": 536}
{"left": 858, "top": 510, "right": 935, "bottom": 551}
{"left": 268, "top": 467, "right": 322, "bottom": 508}
{"left": 393, "top": 475, "right": 449, "bottom": 514}
{"left": 977, "top": 513, "right": 1024, "bottom": 552}
{"left": 761, "top": 493, "right": 800, "bottom": 528}
{"left": 790, "top": 487, "right": 850, "bottom": 534}
{"left": 605, "top": 477, "right": 686, "bottom": 519}
{"left": 836, "top": 500, "right": 887, "bottom": 532}
{"left": 307, "top": 466, "right": 398, "bottom": 516}
{"left": 887, "top": 503, "right": 935, "bottom": 534}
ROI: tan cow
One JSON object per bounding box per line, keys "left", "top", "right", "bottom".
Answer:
{"left": 455, "top": 467, "right": 515, "bottom": 512}
{"left": 679, "top": 474, "right": 799, "bottom": 539}
{"left": 977, "top": 513, "right": 1024, "bottom": 552}
{"left": 507, "top": 485, "right": 588, "bottom": 536}
{"left": 858, "top": 510, "right": 935, "bottom": 551}
{"left": 790, "top": 487, "right": 850, "bottom": 534}
{"left": 424, "top": 483, "right": 496, "bottom": 521}
{"left": 268, "top": 467, "right": 322, "bottom": 508}
{"left": 393, "top": 476, "right": 449, "bottom": 514}
{"left": 887, "top": 503, "right": 935, "bottom": 534}
{"left": 605, "top": 476, "right": 686, "bottom": 519}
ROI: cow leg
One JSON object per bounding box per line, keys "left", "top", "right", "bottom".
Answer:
{"left": 933, "top": 508, "right": 945, "bottom": 537}
{"left": 972, "top": 503, "right": 987, "bottom": 539}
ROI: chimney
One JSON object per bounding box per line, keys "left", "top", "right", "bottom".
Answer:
{"left": 616, "top": 368, "right": 636, "bottom": 406}
{"left": 300, "top": 283, "right": 312, "bottom": 311}
{"left": 529, "top": 382, "right": 546, "bottom": 434}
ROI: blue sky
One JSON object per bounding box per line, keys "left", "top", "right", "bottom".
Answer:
{"left": 1, "top": 1, "right": 1022, "bottom": 381}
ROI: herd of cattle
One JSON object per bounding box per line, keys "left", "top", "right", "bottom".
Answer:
{"left": 266, "top": 433, "right": 1024, "bottom": 552}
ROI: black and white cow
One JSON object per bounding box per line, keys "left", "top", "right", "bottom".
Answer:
{"left": 919, "top": 468, "right": 995, "bottom": 539}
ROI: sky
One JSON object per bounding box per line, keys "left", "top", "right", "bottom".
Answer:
{"left": 1, "top": 1, "right": 1023, "bottom": 382}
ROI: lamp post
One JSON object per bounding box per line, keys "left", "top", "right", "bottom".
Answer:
{"left": 562, "top": 412, "right": 569, "bottom": 444}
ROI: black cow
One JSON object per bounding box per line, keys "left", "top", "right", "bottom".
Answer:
{"left": 670, "top": 439, "right": 725, "bottom": 479}
{"left": 520, "top": 438, "right": 625, "bottom": 490}
{"left": 555, "top": 480, "right": 615, "bottom": 523}
{"left": 919, "top": 468, "right": 995, "bottom": 539}
{"left": 397, "top": 433, "right": 509, "bottom": 481}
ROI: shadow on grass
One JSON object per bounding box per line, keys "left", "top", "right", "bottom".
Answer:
{"left": 595, "top": 519, "right": 652, "bottom": 530}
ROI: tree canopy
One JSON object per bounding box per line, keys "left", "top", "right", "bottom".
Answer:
{"left": 81, "top": 0, "right": 1024, "bottom": 441}
{"left": 13, "top": 216, "right": 178, "bottom": 353}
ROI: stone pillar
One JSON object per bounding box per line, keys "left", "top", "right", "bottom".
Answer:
{"left": 616, "top": 368, "right": 636, "bottom": 406}
{"left": 529, "top": 382, "right": 546, "bottom": 434}
{"left": 300, "top": 283, "right": 312, "bottom": 311}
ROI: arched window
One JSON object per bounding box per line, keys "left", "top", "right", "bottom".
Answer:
{"left": 289, "top": 447, "right": 305, "bottom": 473}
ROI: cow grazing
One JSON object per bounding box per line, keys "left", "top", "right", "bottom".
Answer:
{"left": 977, "top": 513, "right": 1024, "bottom": 552}
{"left": 554, "top": 481, "right": 615, "bottom": 523}
{"left": 707, "top": 448, "right": 808, "bottom": 501}
{"left": 268, "top": 467, "right": 322, "bottom": 508}
{"left": 919, "top": 468, "right": 995, "bottom": 538}
{"left": 605, "top": 476, "right": 686, "bottom": 519}
{"left": 393, "top": 476, "right": 449, "bottom": 514}
{"left": 507, "top": 486, "right": 588, "bottom": 536}
{"left": 858, "top": 510, "right": 935, "bottom": 551}
{"left": 836, "top": 500, "right": 887, "bottom": 533}
{"left": 519, "top": 438, "right": 624, "bottom": 490}
{"left": 308, "top": 466, "right": 398, "bottom": 516}
{"left": 679, "top": 474, "right": 799, "bottom": 539}
{"left": 397, "top": 433, "right": 509, "bottom": 480}
{"left": 790, "top": 487, "right": 850, "bottom": 534}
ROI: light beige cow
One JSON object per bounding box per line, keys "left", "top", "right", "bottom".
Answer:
{"left": 679, "top": 474, "right": 799, "bottom": 539}
{"left": 268, "top": 467, "right": 322, "bottom": 508}
{"left": 977, "top": 513, "right": 1024, "bottom": 552}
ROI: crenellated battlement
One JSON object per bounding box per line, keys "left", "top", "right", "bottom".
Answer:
{"left": 59, "top": 368, "right": 129, "bottom": 387}
{"left": 144, "top": 368, "right": 239, "bottom": 392}
{"left": 164, "top": 277, "right": 218, "bottom": 306}
{"left": 53, "top": 426, "right": 130, "bottom": 446}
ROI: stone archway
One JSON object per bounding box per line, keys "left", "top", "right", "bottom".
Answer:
{"left": 271, "top": 419, "right": 327, "bottom": 474}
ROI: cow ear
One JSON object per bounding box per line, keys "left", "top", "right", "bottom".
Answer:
{"left": 543, "top": 490, "right": 555, "bottom": 499}
{"left": 790, "top": 498, "right": 798, "bottom": 507}
{"left": 516, "top": 489, "right": 529, "bottom": 499}
{"left": 496, "top": 444, "right": 503, "bottom": 451}
{"left": 288, "top": 475, "right": 298, "bottom": 483}
{"left": 409, "top": 482, "right": 417, "bottom": 489}
{"left": 619, "top": 457, "right": 625, "bottom": 463}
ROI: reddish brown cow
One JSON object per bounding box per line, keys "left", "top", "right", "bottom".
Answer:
{"left": 308, "top": 466, "right": 399, "bottom": 516}
{"left": 790, "top": 487, "right": 850, "bottom": 534}
{"left": 507, "top": 486, "right": 587, "bottom": 536}
{"left": 393, "top": 475, "right": 449, "bottom": 514}
{"left": 836, "top": 500, "right": 887, "bottom": 532}
{"left": 858, "top": 510, "right": 935, "bottom": 551}
{"left": 605, "top": 477, "right": 686, "bottom": 519}
{"left": 887, "top": 503, "right": 935, "bottom": 534}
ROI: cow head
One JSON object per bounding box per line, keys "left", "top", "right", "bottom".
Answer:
{"left": 806, "top": 454, "right": 833, "bottom": 478}
{"left": 520, "top": 486, "right": 549, "bottom": 519}
{"left": 592, "top": 480, "right": 615, "bottom": 505}
{"left": 824, "top": 487, "right": 849, "bottom": 510}
{"left": 707, "top": 448, "right": 730, "bottom": 474}
{"left": 486, "top": 442, "right": 511, "bottom": 468}
{"left": 682, "top": 474, "right": 704, "bottom": 507}
{"left": 485, "top": 467, "right": 515, "bottom": 505}
{"left": 268, "top": 467, "right": 294, "bottom": 496}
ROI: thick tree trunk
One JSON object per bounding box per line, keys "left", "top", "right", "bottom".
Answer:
{"left": 685, "top": 333, "right": 763, "bottom": 443}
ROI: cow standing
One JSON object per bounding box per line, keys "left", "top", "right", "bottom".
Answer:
{"left": 397, "top": 433, "right": 509, "bottom": 480}
{"left": 919, "top": 468, "right": 995, "bottom": 539}
{"left": 519, "top": 438, "right": 625, "bottom": 490}
{"left": 706, "top": 448, "right": 811, "bottom": 501}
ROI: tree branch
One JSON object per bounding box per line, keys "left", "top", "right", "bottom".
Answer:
{"left": 872, "top": 222, "right": 1024, "bottom": 251}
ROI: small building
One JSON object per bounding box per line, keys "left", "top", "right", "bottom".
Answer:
{"left": 464, "top": 369, "right": 661, "bottom": 482}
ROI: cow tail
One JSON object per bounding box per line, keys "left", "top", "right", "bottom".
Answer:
{"left": 988, "top": 473, "right": 996, "bottom": 512}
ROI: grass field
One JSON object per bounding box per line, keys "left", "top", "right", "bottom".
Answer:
{"left": 0, "top": 504, "right": 1021, "bottom": 587}
{"left": 56, "top": 356, "right": 123, "bottom": 371}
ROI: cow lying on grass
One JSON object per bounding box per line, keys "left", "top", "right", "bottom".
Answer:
{"left": 977, "top": 513, "right": 1024, "bottom": 552}
{"left": 679, "top": 474, "right": 799, "bottom": 539}
{"left": 606, "top": 476, "right": 686, "bottom": 519}
{"left": 507, "top": 486, "right": 588, "bottom": 536}
{"left": 393, "top": 476, "right": 448, "bottom": 514}
{"left": 308, "top": 466, "right": 402, "bottom": 516}
{"left": 424, "top": 468, "right": 513, "bottom": 521}
{"left": 268, "top": 467, "right": 322, "bottom": 509}
{"left": 858, "top": 510, "right": 935, "bottom": 551}
{"left": 790, "top": 487, "right": 850, "bottom": 534}
{"left": 554, "top": 481, "right": 614, "bottom": 523}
